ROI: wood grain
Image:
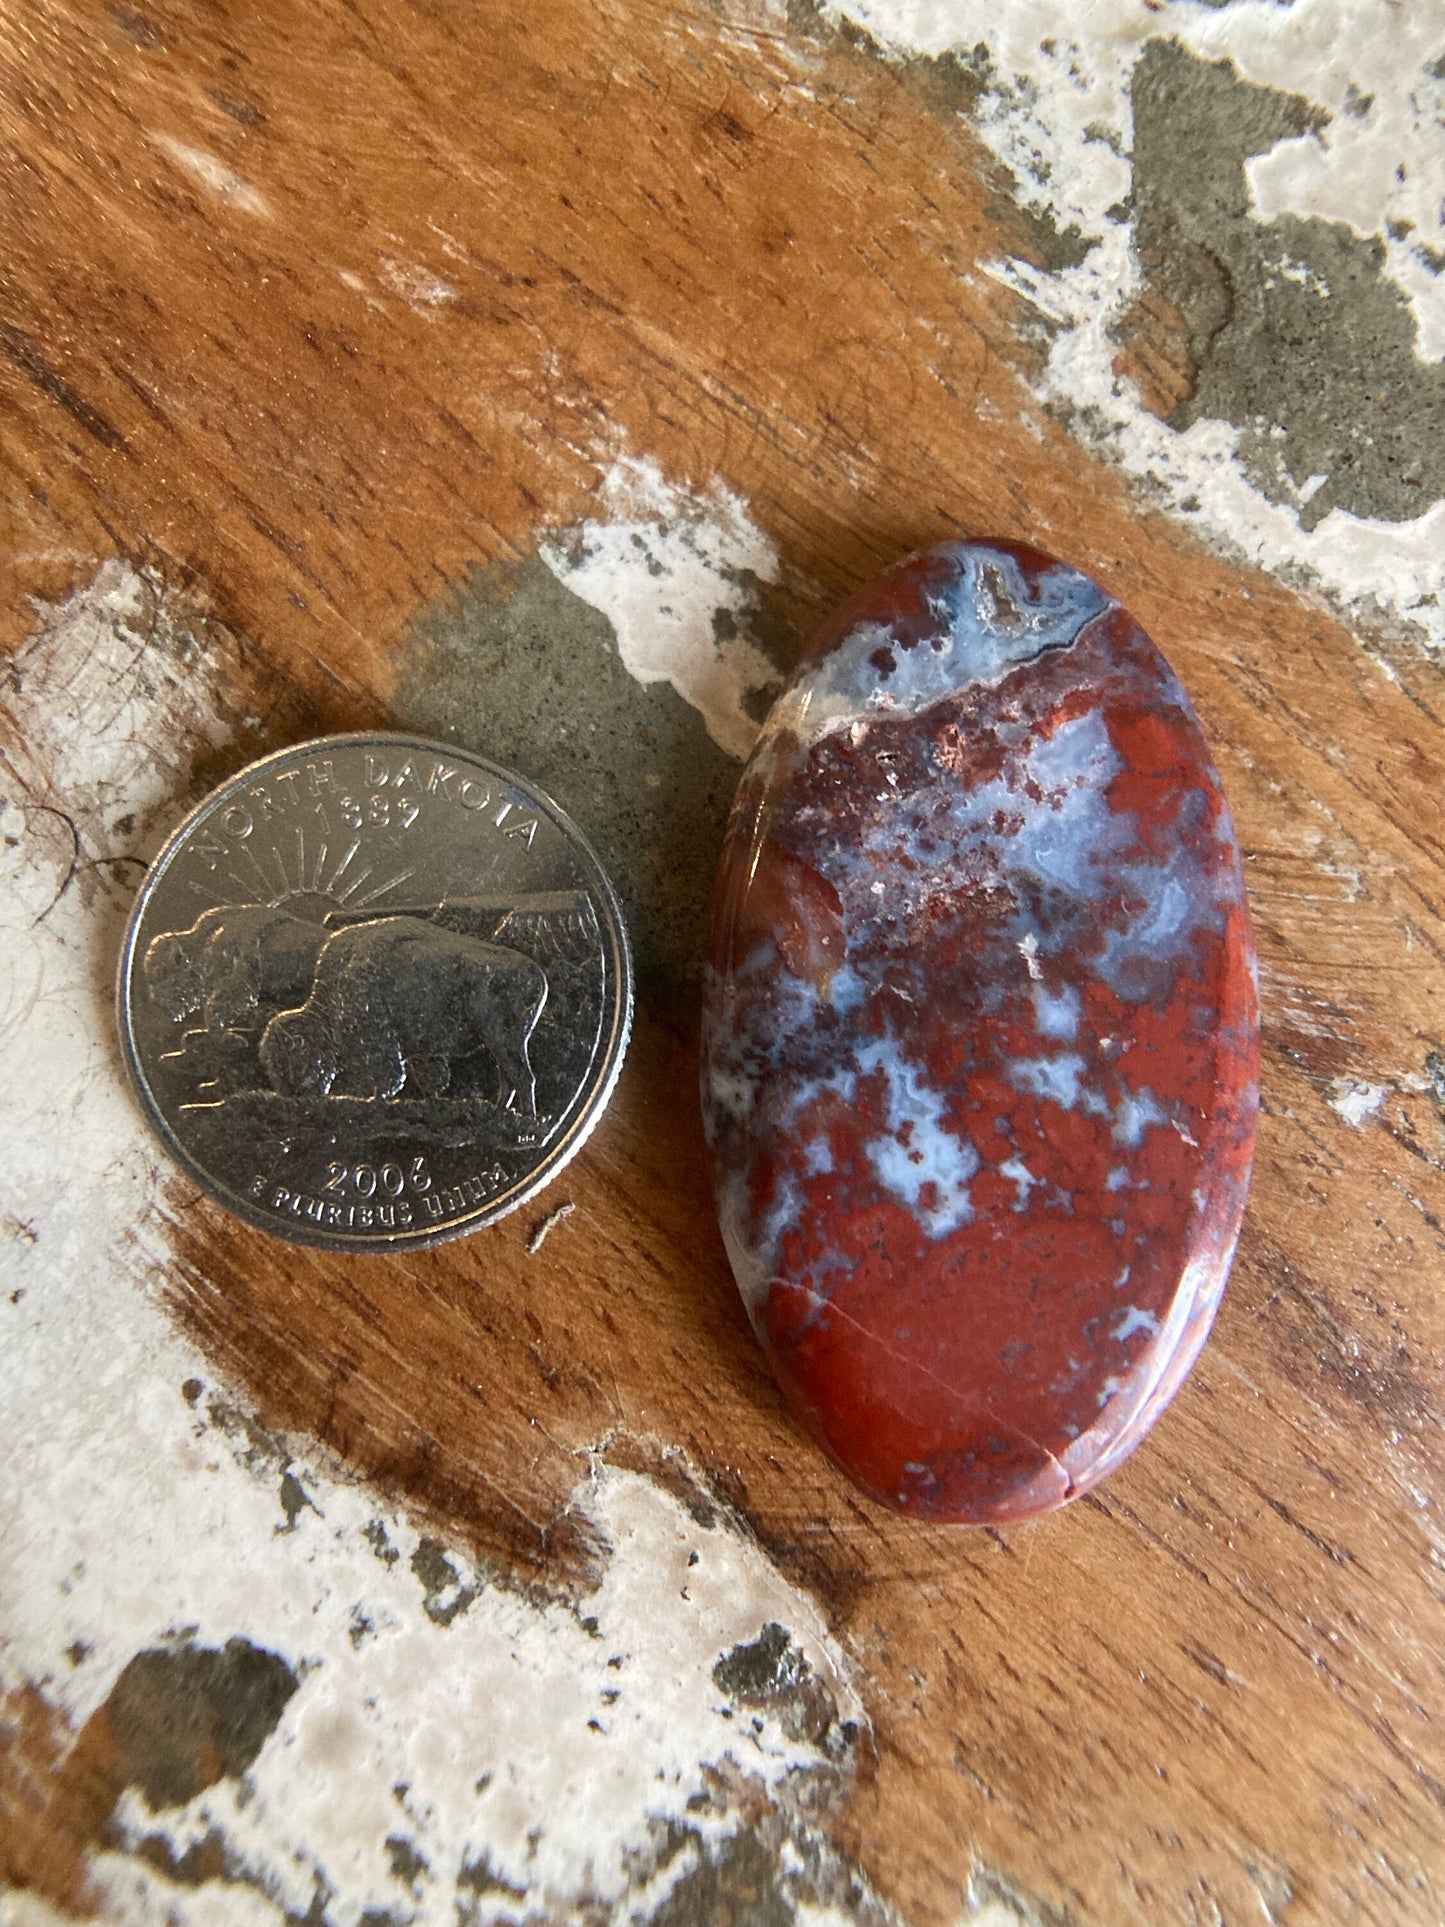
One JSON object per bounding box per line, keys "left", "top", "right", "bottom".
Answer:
{"left": 3, "top": 1, "right": 1444, "bottom": 1921}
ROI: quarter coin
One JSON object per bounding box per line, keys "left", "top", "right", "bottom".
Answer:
{"left": 116, "top": 733, "right": 633, "bottom": 1250}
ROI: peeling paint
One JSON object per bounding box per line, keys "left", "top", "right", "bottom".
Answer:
{"left": 1326, "top": 1076, "right": 1387, "bottom": 1130}
{"left": 106, "top": 1638, "right": 301, "bottom": 1811}
{"left": 1127, "top": 42, "right": 1445, "bottom": 532}
{"left": 5, "top": 560, "right": 238, "bottom": 838}
{"left": 400, "top": 549, "right": 778, "bottom": 995}
{"left": 0, "top": 563, "right": 244, "bottom": 1348}
{"left": 0, "top": 562, "right": 878, "bottom": 1922}
{"left": 540, "top": 454, "right": 786, "bottom": 760}
{"left": 4, "top": 1394, "right": 874, "bottom": 1921}
{"left": 814, "top": 0, "right": 1445, "bottom": 651}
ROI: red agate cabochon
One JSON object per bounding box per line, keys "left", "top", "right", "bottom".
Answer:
{"left": 701, "top": 539, "right": 1259, "bottom": 1524}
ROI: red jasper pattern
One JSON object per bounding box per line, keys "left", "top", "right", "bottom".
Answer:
{"left": 702, "top": 540, "right": 1259, "bottom": 1523}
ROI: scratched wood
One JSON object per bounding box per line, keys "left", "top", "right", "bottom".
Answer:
{"left": 2, "top": 1, "right": 1444, "bottom": 1922}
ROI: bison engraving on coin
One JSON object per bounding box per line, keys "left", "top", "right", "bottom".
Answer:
{"left": 257, "top": 919, "right": 548, "bottom": 1111}
{"left": 144, "top": 904, "right": 328, "bottom": 1030}
{"left": 118, "top": 736, "right": 632, "bottom": 1250}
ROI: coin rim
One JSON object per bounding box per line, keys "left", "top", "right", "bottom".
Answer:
{"left": 115, "top": 731, "right": 634, "bottom": 1251}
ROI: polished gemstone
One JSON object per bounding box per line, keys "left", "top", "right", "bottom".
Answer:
{"left": 701, "top": 540, "right": 1258, "bottom": 1523}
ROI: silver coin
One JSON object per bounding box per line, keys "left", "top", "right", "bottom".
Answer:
{"left": 116, "top": 733, "right": 633, "bottom": 1251}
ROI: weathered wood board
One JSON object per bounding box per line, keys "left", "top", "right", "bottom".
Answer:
{"left": 2, "top": 3, "right": 1443, "bottom": 1923}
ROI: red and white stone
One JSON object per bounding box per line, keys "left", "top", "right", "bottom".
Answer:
{"left": 701, "top": 540, "right": 1259, "bottom": 1523}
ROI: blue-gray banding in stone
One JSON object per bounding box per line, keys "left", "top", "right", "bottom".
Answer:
{"left": 782, "top": 549, "right": 1112, "bottom": 744}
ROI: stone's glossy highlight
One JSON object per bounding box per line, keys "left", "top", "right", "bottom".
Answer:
{"left": 701, "top": 540, "right": 1259, "bottom": 1524}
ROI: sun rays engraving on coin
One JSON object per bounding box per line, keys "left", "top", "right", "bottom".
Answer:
{"left": 118, "top": 735, "right": 633, "bottom": 1250}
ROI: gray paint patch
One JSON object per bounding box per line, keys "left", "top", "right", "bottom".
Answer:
{"left": 398, "top": 555, "right": 756, "bottom": 1002}
{"left": 410, "top": 1535, "right": 480, "bottom": 1627}
{"left": 106, "top": 1635, "right": 299, "bottom": 1810}
{"left": 810, "top": 5, "right": 1445, "bottom": 648}
{"left": 714, "top": 1621, "right": 856, "bottom": 1752}
{"left": 649, "top": 1826, "right": 795, "bottom": 1927}
{"left": 1129, "top": 41, "right": 1445, "bottom": 530}
{"left": 714, "top": 1621, "right": 809, "bottom": 1700}
{"left": 455, "top": 1848, "right": 526, "bottom": 1908}
{"left": 1422, "top": 1045, "right": 1445, "bottom": 1120}
{"left": 639, "top": 1811, "right": 899, "bottom": 1927}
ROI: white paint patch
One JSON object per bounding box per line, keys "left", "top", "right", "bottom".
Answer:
{"left": 0, "top": 566, "right": 237, "bottom": 1517}
{"left": 61, "top": 1456, "right": 857, "bottom": 1920}
{"left": 6, "top": 561, "right": 234, "bottom": 828}
{"left": 1228, "top": 6, "right": 1445, "bottom": 362}
{"left": 956, "top": 1870, "right": 1049, "bottom": 1927}
{"left": 819, "top": 0, "right": 1445, "bottom": 650}
{"left": 152, "top": 135, "right": 272, "bottom": 218}
{"left": 1327, "top": 1075, "right": 1388, "bottom": 1129}
{"left": 961, "top": 1892, "right": 1060, "bottom": 1927}
{"left": 0, "top": 564, "right": 864, "bottom": 1922}
{"left": 541, "top": 454, "right": 783, "bottom": 760}
{"left": 377, "top": 255, "right": 459, "bottom": 315}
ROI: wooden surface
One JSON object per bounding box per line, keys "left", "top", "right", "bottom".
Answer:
{"left": 3, "top": 3, "right": 1444, "bottom": 1923}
